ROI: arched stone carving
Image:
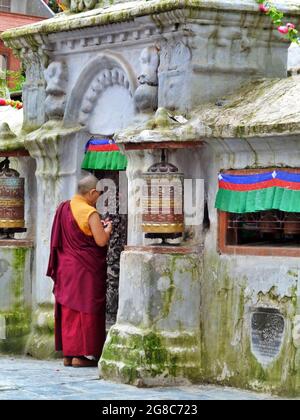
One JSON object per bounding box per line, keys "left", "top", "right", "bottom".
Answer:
{"left": 64, "top": 52, "right": 137, "bottom": 129}
{"left": 79, "top": 67, "right": 133, "bottom": 130}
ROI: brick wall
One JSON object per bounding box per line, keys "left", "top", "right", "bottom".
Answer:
{"left": 0, "top": 11, "right": 46, "bottom": 88}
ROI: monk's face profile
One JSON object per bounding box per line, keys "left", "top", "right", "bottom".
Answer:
{"left": 85, "top": 188, "right": 101, "bottom": 206}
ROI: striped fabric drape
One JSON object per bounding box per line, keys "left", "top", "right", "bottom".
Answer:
{"left": 81, "top": 138, "right": 127, "bottom": 171}
{"left": 215, "top": 171, "right": 300, "bottom": 213}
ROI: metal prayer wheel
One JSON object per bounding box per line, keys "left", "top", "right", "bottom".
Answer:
{"left": 142, "top": 150, "right": 184, "bottom": 242}
{"left": 260, "top": 211, "right": 280, "bottom": 234}
{"left": 0, "top": 158, "right": 25, "bottom": 230}
{"left": 283, "top": 213, "right": 300, "bottom": 235}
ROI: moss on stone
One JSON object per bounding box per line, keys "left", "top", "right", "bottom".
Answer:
{"left": 200, "top": 252, "right": 299, "bottom": 396}
{"left": 100, "top": 326, "right": 201, "bottom": 385}
{"left": 4, "top": 0, "right": 295, "bottom": 42}
{"left": 161, "top": 265, "right": 176, "bottom": 319}
{"left": 0, "top": 248, "right": 32, "bottom": 355}
{"left": 25, "top": 304, "right": 57, "bottom": 360}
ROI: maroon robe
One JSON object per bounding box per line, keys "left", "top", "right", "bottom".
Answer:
{"left": 47, "top": 201, "right": 107, "bottom": 356}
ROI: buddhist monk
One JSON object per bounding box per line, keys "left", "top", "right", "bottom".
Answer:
{"left": 47, "top": 175, "right": 112, "bottom": 367}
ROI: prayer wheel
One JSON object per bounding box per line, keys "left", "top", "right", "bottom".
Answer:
{"left": 142, "top": 151, "right": 184, "bottom": 242}
{"left": 260, "top": 211, "right": 280, "bottom": 234}
{"left": 0, "top": 158, "right": 24, "bottom": 229}
{"left": 283, "top": 213, "right": 300, "bottom": 235}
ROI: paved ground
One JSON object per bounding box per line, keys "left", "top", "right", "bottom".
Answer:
{"left": 0, "top": 356, "right": 291, "bottom": 400}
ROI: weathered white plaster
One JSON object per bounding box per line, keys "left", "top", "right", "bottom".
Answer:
{"left": 2, "top": 0, "right": 300, "bottom": 392}
{"left": 288, "top": 44, "right": 300, "bottom": 73}
{"left": 100, "top": 250, "right": 202, "bottom": 385}
{"left": 0, "top": 248, "right": 32, "bottom": 312}
{"left": 88, "top": 86, "right": 135, "bottom": 134}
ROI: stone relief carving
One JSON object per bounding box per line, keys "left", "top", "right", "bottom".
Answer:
{"left": 251, "top": 308, "right": 285, "bottom": 366}
{"left": 158, "top": 40, "right": 191, "bottom": 110}
{"left": 161, "top": 40, "right": 191, "bottom": 72}
{"left": 17, "top": 47, "right": 47, "bottom": 129}
{"left": 44, "top": 61, "right": 68, "bottom": 120}
{"left": 60, "top": 0, "right": 97, "bottom": 12}
{"left": 64, "top": 53, "right": 137, "bottom": 126}
{"left": 79, "top": 67, "right": 132, "bottom": 124}
{"left": 3, "top": 36, "right": 51, "bottom": 129}
{"left": 134, "top": 46, "right": 160, "bottom": 113}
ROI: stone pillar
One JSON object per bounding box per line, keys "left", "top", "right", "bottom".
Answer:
{"left": 99, "top": 141, "right": 203, "bottom": 385}
{"left": 24, "top": 123, "right": 85, "bottom": 358}
{"left": 100, "top": 249, "right": 202, "bottom": 385}
{"left": 0, "top": 244, "right": 33, "bottom": 354}
{"left": 293, "top": 279, "right": 300, "bottom": 394}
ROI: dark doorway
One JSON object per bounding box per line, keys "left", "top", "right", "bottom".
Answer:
{"left": 94, "top": 170, "right": 127, "bottom": 328}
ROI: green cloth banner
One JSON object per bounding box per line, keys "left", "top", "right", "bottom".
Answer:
{"left": 81, "top": 151, "right": 127, "bottom": 171}
{"left": 215, "top": 187, "right": 300, "bottom": 213}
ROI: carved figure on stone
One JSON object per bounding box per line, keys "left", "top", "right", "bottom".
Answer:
{"left": 134, "top": 46, "right": 159, "bottom": 113}
{"left": 44, "top": 61, "right": 68, "bottom": 120}
{"left": 170, "top": 41, "right": 191, "bottom": 70}
{"left": 69, "top": 0, "right": 97, "bottom": 12}
{"left": 84, "top": 0, "right": 97, "bottom": 8}
{"left": 158, "top": 41, "right": 191, "bottom": 110}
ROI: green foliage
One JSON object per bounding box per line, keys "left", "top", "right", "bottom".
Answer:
{"left": 45, "top": 0, "right": 60, "bottom": 13}
{"left": 257, "top": 1, "right": 300, "bottom": 44}
{"left": 266, "top": 5, "right": 284, "bottom": 26}
{"left": 6, "top": 70, "right": 25, "bottom": 92}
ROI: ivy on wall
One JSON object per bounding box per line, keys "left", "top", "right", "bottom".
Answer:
{"left": 257, "top": 1, "right": 300, "bottom": 44}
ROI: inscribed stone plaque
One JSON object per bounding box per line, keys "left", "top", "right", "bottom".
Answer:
{"left": 251, "top": 308, "right": 285, "bottom": 366}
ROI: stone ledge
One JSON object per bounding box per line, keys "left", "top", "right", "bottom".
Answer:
{"left": 124, "top": 245, "right": 203, "bottom": 254}
{"left": 3, "top": 0, "right": 299, "bottom": 41}
{"left": 124, "top": 141, "right": 203, "bottom": 150}
{"left": 0, "top": 150, "right": 29, "bottom": 157}
{"left": 0, "top": 239, "right": 34, "bottom": 247}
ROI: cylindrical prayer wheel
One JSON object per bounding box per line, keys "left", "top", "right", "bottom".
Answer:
{"left": 142, "top": 153, "right": 184, "bottom": 240}
{"left": 0, "top": 159, "right": 24, "bottom": 229}
{"left": 283, "top": 213, "right": 300, "bottom": 235}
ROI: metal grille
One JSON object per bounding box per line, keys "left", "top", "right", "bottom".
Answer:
{"left": 94, "top": 170, "right": 128, "bottom": 328}
{"left": 0, "top": 0, "right": 10, "bottom": 12}
{"left": 227, "top": 210, "right": 300, "bottom": 246}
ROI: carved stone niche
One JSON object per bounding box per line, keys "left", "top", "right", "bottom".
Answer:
{"left": 251, "top": 307, "right": 285, "bottom": 367}
{"left": 64, "top": 53, "right": 137, "bottom": 134}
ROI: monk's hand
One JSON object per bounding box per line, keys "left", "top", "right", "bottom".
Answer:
{"left": 104, "top": 220, "right": 113, "bottom": 235}
{"left": 101, "top": 218, "right": 110, "bottom": 227}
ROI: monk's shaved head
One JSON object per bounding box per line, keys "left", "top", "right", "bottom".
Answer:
{"left": 77, "top": 175, "right": 99, "bottom": 195}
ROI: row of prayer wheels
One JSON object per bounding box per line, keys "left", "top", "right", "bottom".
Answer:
{"left": 260, "top": 211, "right": 300, "bottom": 235}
